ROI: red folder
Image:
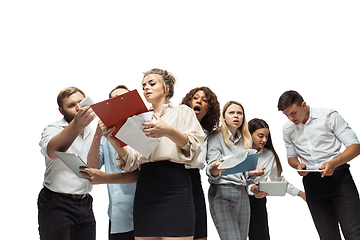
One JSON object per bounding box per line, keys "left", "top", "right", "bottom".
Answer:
{"left": 91, "top": 90, "right": 149, "bottom": 147}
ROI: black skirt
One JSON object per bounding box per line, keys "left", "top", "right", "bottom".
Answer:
{"left": 186, "top": 168, "right": 207, "bottom": 239}
{"left": 134, "top": 160, "right": 195, "bottom": 237}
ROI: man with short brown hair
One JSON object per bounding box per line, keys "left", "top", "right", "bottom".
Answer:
{"left": 278, "top": 90, "right": 360, "bottom": 240}
{"left": 38, "top": 86, "right": 96, "bottom": 240}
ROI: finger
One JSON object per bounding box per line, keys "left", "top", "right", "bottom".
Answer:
{"left": 142, "top": 122, "right": 150, "bottom": 127}
{"left": 79, "top": 171, "right": 91, "bottom": 179}
{"left": 321, "top": 170, "right": 327, "bottom": 178}
{"left": 84, "top": 110, "right": 95, "bottom": 120}
{"left": 82, "top": 105, "right": 91, "bottom": 112}
{"left": 104, "top": 126, "right": 116, "bottom": 135}
{"left": 143, "top": 127, "right": 151, "bottom": 133}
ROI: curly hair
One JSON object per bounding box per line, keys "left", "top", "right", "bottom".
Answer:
{"left": 181, "top": 86, "right": 220, "bottom": 134}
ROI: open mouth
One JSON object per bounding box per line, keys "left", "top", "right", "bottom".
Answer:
{"left": 193, "top": 105, "right": 201, "bottom": 114}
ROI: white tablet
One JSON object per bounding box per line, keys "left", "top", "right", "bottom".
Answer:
{"left": 79, "top": 96, "right": 94, "bottom": 107}
{"left": 258, "top": 181, "right": 288, "bottom": 196}
{"left": 54, "top": 151, "right": 88, "bottom": 179}
{"left": 297, "top": 169, "right": 324, "bottom": 172}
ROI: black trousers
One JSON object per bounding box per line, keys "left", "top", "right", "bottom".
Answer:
{"left": 303, "top": 165, "right": 360, "bottom": 240}
{"left": 38, "top": 187, "right": 96, "bottom": 240}
{"left": 248, "top": 195, "right": 270, "bottom": 240}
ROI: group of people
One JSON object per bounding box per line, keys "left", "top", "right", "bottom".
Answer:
{"left": 38, "top": 68, "right": 360, "bottom": 240}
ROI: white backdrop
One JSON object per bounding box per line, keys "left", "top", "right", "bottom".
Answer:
{"left": 1, "top": 1, "right": 359, "bottom": 239}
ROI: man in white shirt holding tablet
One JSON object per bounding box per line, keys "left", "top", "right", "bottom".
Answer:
{"left": 38, "top": 87, "right": 96, "bottom": 240}
{"left": 278, "top": 90, "right": 360, "bottom": 240}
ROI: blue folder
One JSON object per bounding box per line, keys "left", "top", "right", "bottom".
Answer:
{"left": 222, "top": 152, "right": 259, "bottom": 175}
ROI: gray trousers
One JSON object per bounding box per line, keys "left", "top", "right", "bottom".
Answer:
{"left": 208, "top": 184, "right": 250, "bottom": 240}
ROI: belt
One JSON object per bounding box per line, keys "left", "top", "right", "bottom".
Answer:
{"left": 60, "top": 192, "right": 88, "bottom": 200}
{"left": 45, "top": 187, "right": 88, "bottom": 200}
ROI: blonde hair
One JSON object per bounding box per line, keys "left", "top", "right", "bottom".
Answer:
{"left": 219, "top": 101, "right": 252, "bottom": 149}
{"left": 143, "top": 68, "right": 176, "bottom": 103}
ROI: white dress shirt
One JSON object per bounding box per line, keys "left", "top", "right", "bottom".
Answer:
{"left": 39, "top": 118, "right": 94, "bottom": 194}
{"left": 283, "top": 107, "right": 359, "bottom": 168}
{"left": 247, "top": 148, "right": 300, "bottom": 196}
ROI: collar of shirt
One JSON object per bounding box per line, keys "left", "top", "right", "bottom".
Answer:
{"left": 58, "top": 117, "right": 92, "bottom": 138}
{"left": 228, "top": 129, "right": 242, "bottom": 144}
{"left": 302, "top": 106, "right": 317, "bottom": 125}
{"left": 150, "top": 103, "right": 173, "bottom": 117}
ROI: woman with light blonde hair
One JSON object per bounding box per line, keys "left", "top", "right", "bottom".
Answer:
{"left": 206, "top": 100, "right": 263, "bottom": 240}
{"left": 218, "top": 101, "right": 252, "bottom": 149}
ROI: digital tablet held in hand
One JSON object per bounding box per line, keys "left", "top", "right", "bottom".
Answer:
{"left": 54, "top": 151, "right": 88, "bottom": 179}
{"left": 297, "top": 168, "right": 324, "bottom": 172}
{"left": 79, "top": 96, "right": 94, "bottom": 107}
{"left": 258, "top": 181, "right": 288, "bottom": 196}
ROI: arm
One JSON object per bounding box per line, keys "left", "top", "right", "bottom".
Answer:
{"left": 80, "top": 168, "right": 139, "bottom": 184}
{"left": 320, "top": 111, "right": 360, "bottom": 177}
{"left": 98, "top": 120, "right": 128, "bottom": 157}
{"left": 248, "top": 167, "right": 266, "bottom": 177}
{"left": 320, "top": 144, "right": 360, "bottom": 177}
{"left": 298, "top": 191, "right": 306, "bottom": 201}
{"left": 47, "top": 106, "right": 95, "bottom": 159}
{"left": 282, "top": 125, "right": 309, "bottom": 175}
{"left": 267, "top": 158, "right": 305, "bottom": 199}
{"left": 250, "top": 185, "right": 268, "bottom": 199}
{"left": 288, "top": 157, "right": 308, "bottom": 176}
{"left": 206, "top": 133, "right": 225, "bottom": 178}
{"left": 142, "top": 114, "right": 188, "bottom": 148}
{"left": 209, "top": 159, "right": 226, "bottom": 177}
{"left": 87, "top": 122, "right": 103, "bottom": 168}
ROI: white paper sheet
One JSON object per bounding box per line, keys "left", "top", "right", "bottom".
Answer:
{"left": 218, "top": 149, "right": 257, "bottom": 169}
{"left": 115, "top": 112, "right": 161, "bottom": 159}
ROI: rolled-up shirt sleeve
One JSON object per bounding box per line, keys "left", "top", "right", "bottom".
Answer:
{"left": 329, "top": 111, "right": 360, "bottom": 147}
{"left": 269, "top": 166, "right": 300, "bottom": 196}
{"left": 39, "top": 123, "right": 62, "bottom": 159}
{"left": 115, "top": 146, "right": 144, "bottom": 172}
{"left": 283, "top": 126, "right": 298, "bottom": 159}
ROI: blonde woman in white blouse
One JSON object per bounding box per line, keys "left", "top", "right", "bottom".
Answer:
{"left": 99, "top": 68, "right": 205, "bottom": 240}
{"left": 247, "top": 118, "right": 306, "bottom": 240}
